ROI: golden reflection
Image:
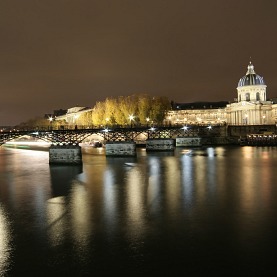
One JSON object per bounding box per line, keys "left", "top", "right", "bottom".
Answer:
{"left": 260, "top": 158, "right": 271, "bottom": 205}
{"left": 215, "top": 147, "right": 225, "bottom": 156}
{"left": 194, "top": 156, "right": 206, "bottom": 202}
{"left": 70, "top": 182, "right": 92, "bottom": 254}
{"left": 241, "top": 146, "right": 255, "bottom": 159}
{"left": 0, "top": 205, "right": 11, "bottom": 274}
{"left": 239, "top": 156, "right": 261, "bottom": 217}
{"left": 164, "top": 157, "right": 181, "bottom": 214}
{"left": 126, "top": 167, "right": 145, "bottom": 237}
{"left": 46, "top": 196, "right": 67, "bottom": 247}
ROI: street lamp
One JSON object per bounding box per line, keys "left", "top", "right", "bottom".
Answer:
{"left": 106, "top": 117, "right": 109, "bottom": 127}
{"left": 48, "top": 116, "right": 53, "bottom": 130}
{"left": 262, "top": 115, "right": 266, "bottom": 124}
{"left": 129, "top": 114, "right": 134, "bottom": 128}
{"left": 146, "top": 117, "right": 150, "bottom": 127}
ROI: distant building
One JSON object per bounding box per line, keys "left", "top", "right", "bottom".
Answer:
{"left": 165, "top": 62, "right": 277, "bottom": 126}
{"left": 165, "top": 101, "right": 228, "bottom": 125}
{"left": 53, "top": 109, "right": 67, "bottom": 117}
{"left": 55, "top": 106, "right": 93, "bottom": 126}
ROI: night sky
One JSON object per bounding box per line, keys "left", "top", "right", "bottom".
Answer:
{"left": 1, "top": 0, "right": 277, "bottom": 126}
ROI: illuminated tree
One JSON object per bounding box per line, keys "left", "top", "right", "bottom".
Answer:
{"left": 90, "top": 94, "right": 170, "bottom": 127}
{"left": 78, "top": 110, "right": 93, "bottom": 127}
{"left": 91, "top": 101, "right": 105, "bottom": 127}
{"left": 150, "top": 96, "right": 171, "bottom": 125}
{"left": 137, "top": 94, "right": 152, "bottom": 124}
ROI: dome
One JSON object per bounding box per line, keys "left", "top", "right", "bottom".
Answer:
{"left": 238, "top": 62, "right": 265, "bottom": 87}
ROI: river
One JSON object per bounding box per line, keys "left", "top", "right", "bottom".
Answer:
{"left": 1, "top": 145, "right": 277, "bottom": 276}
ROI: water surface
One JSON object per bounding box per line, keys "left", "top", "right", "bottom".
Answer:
{"left": 1, "top": 146, "right": 277, "bottom": 276}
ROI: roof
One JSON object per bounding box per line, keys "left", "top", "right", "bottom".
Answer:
{"left": 238, "top": 62, "right": 265, "bottom": 87}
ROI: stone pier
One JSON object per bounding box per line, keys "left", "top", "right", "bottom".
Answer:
{"left": 176, "top": 137, "right": 202, "bottom": 147}
{"left": 49, "top": 145, "right": 82, "bottom": 164}
{"left": 146, "top": 139, "right": 175, "bottom": 151}
{"left": 105, "top": 141, "right": 136, "bottom": 156}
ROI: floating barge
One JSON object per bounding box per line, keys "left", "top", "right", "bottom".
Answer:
{"left": 239, "top": 133, "right": 277, "bottom": 146}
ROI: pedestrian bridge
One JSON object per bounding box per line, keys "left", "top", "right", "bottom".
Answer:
{"left": 0, "top": 125, "right": 223, "bottom": 146}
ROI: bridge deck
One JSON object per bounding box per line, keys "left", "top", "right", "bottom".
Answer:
{"left": 0, "top": 125, "right": 223, "bottom": 145}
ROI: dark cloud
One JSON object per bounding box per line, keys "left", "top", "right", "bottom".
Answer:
{"left": 1, "top": 0, "right": 277, "bottom": 125}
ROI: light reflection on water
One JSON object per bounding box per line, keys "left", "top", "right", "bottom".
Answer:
{"left": 1, "top": 146, "right": 277, "bottom": 275}
{"left": 0, "top": 204, "right": 12, "bottom": 275}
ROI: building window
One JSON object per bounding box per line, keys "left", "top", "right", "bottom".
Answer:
{"left": 256, "top": 92, "right": 260, "bottom": 101}
{"left": 245, "top": 93, "right": 250, "bottom": 101}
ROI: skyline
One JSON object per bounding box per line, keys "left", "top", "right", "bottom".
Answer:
{"left": 1, "top": 0, "right": 277, "bottom": 126}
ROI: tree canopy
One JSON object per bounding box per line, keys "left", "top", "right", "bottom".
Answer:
{"left": 91, "top": 94, "right": 171, "bottom": 127}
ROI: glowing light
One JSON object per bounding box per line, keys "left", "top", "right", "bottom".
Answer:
{"left": 129, "top": 114, "right": 135, "bottom": 127}
{"left": 5, "top": 141, "right": 51, "bottom": 147}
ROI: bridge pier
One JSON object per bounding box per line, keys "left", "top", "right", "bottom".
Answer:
{"left": 176, "top": 137, "right": 202, "bottom": 147}
{"left": 146, "top": 139, "right": 175, "bottom": 151}
{"left": 105, "top": 141, "right": 136, "bottom": 156}
{"left": 49, "top": 145, "right": 82, "bottom": 164}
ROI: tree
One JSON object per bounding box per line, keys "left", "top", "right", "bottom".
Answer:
{"left": 90, "top": 94, "right": 170, "bottom": 127}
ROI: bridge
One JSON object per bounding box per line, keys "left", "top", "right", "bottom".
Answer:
{"left": 0, "top": 125, "right": 224, "bottom": 146}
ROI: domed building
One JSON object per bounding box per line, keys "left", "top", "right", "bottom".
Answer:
{"left": 165, "top": 61, "right": 277, "bottom": 126}
{"left": 226, "top": 62, "right": 273, "bottom": 125}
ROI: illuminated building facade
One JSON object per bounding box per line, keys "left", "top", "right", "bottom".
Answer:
{"left": 54, "top": 63, "right": 277, "bottom": 128}
{"left": 165, "top": 101, "right": 228, "bottom": 126}
{"left": 226, "top": 62, "right": 274, "bottom": 125}
{"left": 165, "top": 62, "right": 277, "bottom": 126}
{"left": 55, "top": 106, "right": 92, "bottom": 126}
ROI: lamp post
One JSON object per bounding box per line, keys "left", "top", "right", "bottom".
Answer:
{"left": 48, "top": 116, "right": 53, "bottom": 130}
{"left": 129, "top": 114, "right": 134, "bottom": 128}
